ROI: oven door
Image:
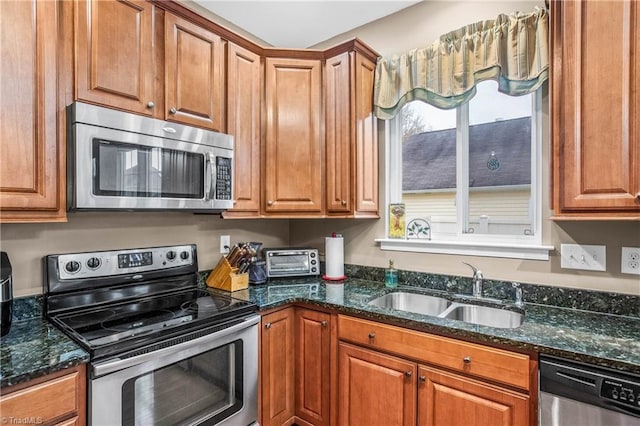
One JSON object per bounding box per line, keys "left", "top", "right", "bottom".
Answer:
{"left": 89, "top": 316, "right": 258, "bottom": 426}
{"left": 70, "top": 122, "right": 233, "bottom": 211}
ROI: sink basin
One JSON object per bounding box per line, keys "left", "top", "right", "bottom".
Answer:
{"left": 440, "top": 304, "right": 524, "bottom": 329}
{"left": 368, "top": 292, "right": 451, "bottom": 316}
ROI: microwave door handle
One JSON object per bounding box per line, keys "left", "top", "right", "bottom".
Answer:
{"left": 204, "top": 152, "right": 215, "bottom": 201}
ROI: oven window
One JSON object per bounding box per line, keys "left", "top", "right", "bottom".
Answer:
{"left": 122, "top": 340, "right": 243, "bottom": 426}
{"left": 93, "top": 139, "right": 204, "bottom": 199}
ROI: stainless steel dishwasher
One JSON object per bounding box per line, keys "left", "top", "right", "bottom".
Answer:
{"left": 540, "top": 356, "right": 640, "bottom": 426}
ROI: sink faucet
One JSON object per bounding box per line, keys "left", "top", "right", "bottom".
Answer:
{"left": 512, "top": 282, "right": 524, "bottom": 307}
{"left": 462, "top": 262, "right": 483, "bottom": 298}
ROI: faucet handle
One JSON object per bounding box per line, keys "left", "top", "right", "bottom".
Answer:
{"left": 512, "top": 282, "right": 524, "bottom": 307}
{"left": 462, "top": 262, "right": 482, "bottom": 278}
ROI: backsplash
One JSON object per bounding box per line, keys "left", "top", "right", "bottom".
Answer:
{"left": 344, "top": 264, "right": 640, "bottom": 318}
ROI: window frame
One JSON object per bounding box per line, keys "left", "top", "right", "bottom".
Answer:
{"left": 377, "top": 88, "right": 554, "bottom": 260}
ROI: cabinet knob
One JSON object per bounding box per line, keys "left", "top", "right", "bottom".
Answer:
{"left": 146, "top": 101, "right": 155, "bottom": 109}
{"left": 169, "top": 107, "right": 177, "bottom": 114}
{"left": 405, "top": 371, "right": 412, "bottom": 378}
{"left": 264, "top": 322, "right": 271, "bottom": 329}
{"left": 463, "top": 356, "right": 472, "bottom": 364}
{"left": 636, "top": 193, "right": 640, "bottom": 202}
{"left": 341, "top": 200, "right": 347, "bottom": 206}
{"left": 419, "top": 375, "right": 426, "bottom": 382}
{"left": 368, "top": 332, "right": 376, "bottom": 339}
{"left": 321, "top": 320, "right": 328, "bottom": 327}
{"left": 267, "top": 200, "right": 273, "bottom": 206}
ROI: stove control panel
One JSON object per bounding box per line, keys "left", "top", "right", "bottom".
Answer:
{"left": 56, "top": 245, "right": 194, "bottom": 280}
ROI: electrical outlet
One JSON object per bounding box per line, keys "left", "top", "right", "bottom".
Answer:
{"left": 560, "top": 244, "right": 606, "bottom": 271}
{"left": 621, "top": 247, "right": 640, "bottom": 275}
{"left": 220, "top": 235, "right": 230, "bottom": 254}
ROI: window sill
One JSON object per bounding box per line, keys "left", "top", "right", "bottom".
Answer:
{"left": 376, "top": 238, "right": 554, "bottom": 260}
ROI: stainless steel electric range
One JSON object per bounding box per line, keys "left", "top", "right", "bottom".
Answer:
{"left": 45, "top": 244, "right": 259, "bottom": 426}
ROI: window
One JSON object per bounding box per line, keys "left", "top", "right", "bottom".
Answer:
{"left": 380, "top": 81, "right": 552, "bottom": 260}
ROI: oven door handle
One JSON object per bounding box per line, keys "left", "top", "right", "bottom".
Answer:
{"left": 92, "top": 315, "right": 259, "bottom": 377}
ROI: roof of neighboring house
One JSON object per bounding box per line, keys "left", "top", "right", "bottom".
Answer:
{"left": 403, "top": 117, "right": 531, "bottom": 191}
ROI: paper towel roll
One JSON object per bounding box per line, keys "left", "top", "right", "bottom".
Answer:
{"left": 324, "top": 235, "right": 345, "bottom": 280}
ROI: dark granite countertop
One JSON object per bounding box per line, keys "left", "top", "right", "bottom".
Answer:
{"left": 0, "top": 317, "right": 89, "bottom": 388}
{"left": 220, "top": 277, "right": 640, "bottom": 374}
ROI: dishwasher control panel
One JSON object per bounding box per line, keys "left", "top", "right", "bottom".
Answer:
{"left": 602, "top": 379, "right": 640, "bottom": 408}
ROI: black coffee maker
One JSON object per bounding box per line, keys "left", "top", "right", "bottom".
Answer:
{"left": 1, "top": 252, "right": 13, "bottom": 337}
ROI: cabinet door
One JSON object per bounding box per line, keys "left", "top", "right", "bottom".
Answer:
{"left": 338, "top": 342, "right": 416, "bottom": 426}
{"left": 354, "top": 52, "right": 379, "bottom": 217}
{"left": 75, "top": 0, "right": 156, "bottom": 116}
{"left": 261, "top": 308, "right": 295, "bottom": 426}
{"left": 417, "top": 365, "right": 529, "bottom": 426}
{"left": 165, "top": 12, "right": 225, "bottom": 131}
{"left": 325, "top": 52, "right": 352, "bottom": 214}
{"left": 295, "top": 309, "right": 332, "bottom": 426}
{"left": 226, "top": 43, "right": 261, "bottom": 214}
{"left": 264, "top": 58, "right": 323, "bottom": 213}
{"left": 0, "top": 0, "right": 65, "bottom": 222}
{"left": 552, "top": 0, "right": 640, "bottom": 215}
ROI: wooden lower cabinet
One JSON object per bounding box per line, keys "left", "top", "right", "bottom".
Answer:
{"left": 338, "top": 342, "right": 416, "bottom": 426}
{"left": 0, "top": 365, "right": 86, "bottom": 426}
{"left": 417, "top": 366, "right": 529, "bottom": 426}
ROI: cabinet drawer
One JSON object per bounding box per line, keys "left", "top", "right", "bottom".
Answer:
{"left": 338, "top": 315, "right": 530, "bottom": 390}
{"left": 0, "top": 371, "right": 80, "bottom": 422}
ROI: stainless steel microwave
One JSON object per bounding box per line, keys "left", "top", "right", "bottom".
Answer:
{"left": 66, "top": 102, "right": 234, "bottom": 211}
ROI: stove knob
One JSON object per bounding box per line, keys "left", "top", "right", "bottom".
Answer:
{"left": 180, "top": 251, "right": 190, "bottom": 260}
{"left": 86, "top": 257, "right": 101, "bottom": 270}
{"left": 166, "top": 250, "right": 177, "bottom": 261}
{"left": 65, "top": 260, "right": 81, "bottom": 274}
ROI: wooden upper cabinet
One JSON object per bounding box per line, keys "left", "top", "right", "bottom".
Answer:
{"left": 75, "top": 0, "right": 156, "bottom": 116}
{"left": 164, "top": 12, "right": 225, "bottom": 132}
{"left": 225, "top": 43, "right": 262, "bottom": 215}
{"left": 552, "top": 0, "right": 640, "bottom": 218}
{"left": 417, "top": 366, "right": 529, "bottom": 426}
{"left": 264, "top": 57, "right": 323, "bottom": 214}
{"left": 0, "top": 0, "right": 65, "bottom": 222}
{"left": 325, "top": 52, "right": 353, "bottom": 214}
{"left": 325, "top": 44, "right": 379, "bottom": 218}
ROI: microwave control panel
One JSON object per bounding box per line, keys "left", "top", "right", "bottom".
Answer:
{"left": 215, "top": 157, "right": 232, "bottom": 200}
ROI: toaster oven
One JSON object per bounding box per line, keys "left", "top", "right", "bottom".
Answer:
{"left": 263, "top": 248, "right": 320, "bottom": 278}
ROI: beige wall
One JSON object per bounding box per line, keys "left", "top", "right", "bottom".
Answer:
{"left": 295, "top": 0, "right": 640, "bottom": 296}
{"left": 0, "top": 214, "right": 289, "bottom": 297}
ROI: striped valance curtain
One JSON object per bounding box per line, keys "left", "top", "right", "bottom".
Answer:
{"left": 373, "top": 8, "right": 549, "bottom": 119}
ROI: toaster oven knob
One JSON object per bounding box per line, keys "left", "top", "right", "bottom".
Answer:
{"left": 180, "top": 251, "right": 190, "bottom": 260}
{"left": 65, "top": 260, "right": 81, "bottom": 274}
{"left": 86, "top": 257, "right": 101, "bottom": 270}
{"left": 166, "top": 250, "right": 177, "bottom": 261}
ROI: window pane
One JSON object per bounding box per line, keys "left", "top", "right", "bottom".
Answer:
{"left": 467, "top": 81, "right": 533, "bottom": 236}
{"left": 401, "top": 101, "right": 457, "bottom": 238}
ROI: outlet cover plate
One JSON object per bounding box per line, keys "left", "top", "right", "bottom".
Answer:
{"left": 560, "top": 244, "right": 606, "bottom": 272}
{"left": 621, "top": 247, "right": 640, "bottom": 275}
{"left": 220, "top": 235, "right": 231, "bottom": 254}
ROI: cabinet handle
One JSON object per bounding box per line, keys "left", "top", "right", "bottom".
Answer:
{"left": 368, "top": 332, "right": 376, "bottom": 339}
{"left": 264, "top": 322, "right": 271, "bottom": 329}
{"left": 405, "top": 371, "right": 412, "bottom": 378}
{"left": 419, "top": 375, "right": 426, "bottom": 382}
{"left": 146, "top": 101, "right": 155, "bottom": 109}
{"left": 267, "top": 200, "right": 273, "bottom": 206}
{"left": 341, "top": 200, "right": 347, "bottom": 206}
{"left": 169, "top": 107, "right": 177, "bottom": 114}
{"left": 636, "top": 193, "right": 640, "bottom": 202}
{"left": 321, "top": 320, "right": 327, "bottom": 327}
{"left": 463, "top": 356, "right": 471, "bottom": 364}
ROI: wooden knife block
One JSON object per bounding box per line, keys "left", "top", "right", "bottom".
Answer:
{"left": 206, "top": 257, "right": 249, "bottom": 292}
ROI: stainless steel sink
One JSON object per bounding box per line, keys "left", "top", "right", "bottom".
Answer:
{"left": 368, "top": 292, "right": 451, "bottom": 316}
{"left": 439, "top": 303, "right": 524, "bottom": 329}
{"left": 368, "top": 291, "right": 524, "bottom": 329}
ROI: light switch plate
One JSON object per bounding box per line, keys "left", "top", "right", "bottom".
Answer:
{"left": 621, "top": 247, "right": 640, "bottom": 275}
{"left": 560, "top": 244, "right": 606, "bottom": 271}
